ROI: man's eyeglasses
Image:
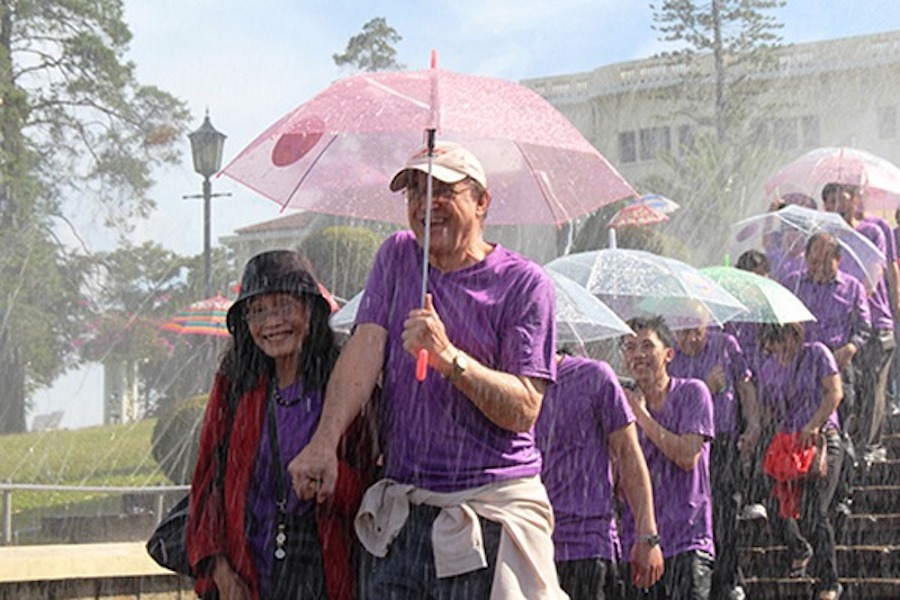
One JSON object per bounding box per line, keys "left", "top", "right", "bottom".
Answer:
{"left": 406, "top": 181, "right": 471, "bottom": 203}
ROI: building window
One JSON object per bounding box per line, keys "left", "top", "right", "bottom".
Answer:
{"left": 677, "top": 125, "right": 695, "bottom": 156}
{"left": 639, "top": 126, "right": 671, "bottom": 161}
{"left": 618, "top": 131, "right": 637, "bottom": 163}
{"left": 801, "top": 115, "right": 820, "bottom": 147}
{"left": 878, "top": 106, "right": 897, "bottom": 139}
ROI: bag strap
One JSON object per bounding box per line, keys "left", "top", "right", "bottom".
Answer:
{"left": 266, "top": 379, "right": 292, "bottom": 562}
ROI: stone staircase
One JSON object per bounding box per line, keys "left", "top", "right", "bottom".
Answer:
{"left": 741, "top": 413, "right": 900, "bottom": 599}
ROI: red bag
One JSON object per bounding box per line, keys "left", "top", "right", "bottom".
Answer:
{"left": 763, "top": 431, "right": 827, "bottom": 518}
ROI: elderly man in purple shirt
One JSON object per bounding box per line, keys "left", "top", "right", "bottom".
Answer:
{"left": 669, "top": 315, "right": 760, "bottom": 600}
{"left": 289, "top": 142, "right": 568, "bottom": 598}
{"left": 783, "top": 231, "right": 872, "bottom": 441}
{"left": 619, "top": 316, "right": 715, "bottom": 600}
{"left": 823, "top": 182, "right": 897, "bottom": 463}
{"left": 536, "top": 354, "right": 664, "bottom": 599}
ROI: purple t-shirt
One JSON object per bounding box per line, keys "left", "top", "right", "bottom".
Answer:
{"left": 669, "top": 330, "right": 750, "bottom": 436}
{"left": 860, "top": 216, "right": 895, "bottom": 331}
{"left": 759, "top": 342, "right": 841, "bottom": 433}
{"left": 768, "top": 246, "right": 805, "bottom": 286}
{"left": 725, "top": 321, "right": 763, "bottom": 379}
{"left": 534, "top": 355, "right": 635, "bottom": 562}
{"left": 356, "top": 231, "right": 557, "bottom": 492}
{"left": 248, "top": 382, "right": 321, "bottom": 598}
{"left": 784, "top": 270, "right": 871, "bottom": 351}
{"left": 619, "top": 378, "right": 715, "bottom": 559}
{"left": 841, "top": 219, "right": 892, "bottom": 332}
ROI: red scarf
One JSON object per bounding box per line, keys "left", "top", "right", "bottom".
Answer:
{"left": 186, "top": 373, "right": 375, "bottom": 599}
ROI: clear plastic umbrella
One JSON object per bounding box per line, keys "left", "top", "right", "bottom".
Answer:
{"left": 730, "top": 204, "right": 885, "bottom": 291}
{"left": 700, "top": 266, "right": 816, "bottom": 324}
{"left": 331, "top": 270, "right": 632, "bottom": 345}
{"left": 545, "top": 249, "right": 747, "bottom": 330}
{"left": 764, "top": 146, "right": 900, "bottom": 211}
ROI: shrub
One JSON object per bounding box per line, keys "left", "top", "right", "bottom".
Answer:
{"left": 300, "top": 225, "right": 384, "bottom": 301}
{"left": 151, "top": 394, "right": 207, "bottom": 484}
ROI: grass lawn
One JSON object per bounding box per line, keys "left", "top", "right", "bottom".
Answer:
{"left": 0, "top": 419, "right": 179, "bottom": 542}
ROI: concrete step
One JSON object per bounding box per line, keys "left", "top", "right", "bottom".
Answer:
{"left": 738, "top": 513, "right": 900, "bottom": 546}
{"left": 849, "top": 485, "right": 900, "bottom": 514}
{"left": 739, "top": 545, "right": 900, "bottom": 579}
{"left": 858, "top": 459, "right": 900, "bottom": 485}
{"left": 744, "top": 577, "right": 900, "bottom": 600}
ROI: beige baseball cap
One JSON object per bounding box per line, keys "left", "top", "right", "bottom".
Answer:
{"left": 389, "top": 142, "right": 487, "bottom": 191}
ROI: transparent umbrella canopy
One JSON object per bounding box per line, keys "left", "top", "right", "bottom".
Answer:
{"left": 730, "top": 204, "right": 885, "bottom": 291}
{"left": 700, "top": 266, "right": 816, "bottom": 324}
{"left": 545, "top": 249, "right": 747, "bottom": 330}
{"left": 330, "top": 271, "right": 632, "bottom": 346}
{"left": 763, "top": 146, "right": 900, "bottom": 211}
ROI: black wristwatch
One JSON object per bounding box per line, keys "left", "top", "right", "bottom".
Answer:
{"left": 638, "top": 534, "right": 660, "bottom": 548}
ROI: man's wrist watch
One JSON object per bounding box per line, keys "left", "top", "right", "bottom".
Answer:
{"left": 637, "top": 534, "right": 660, "bottom": 548}
{"left": 448, "top": 351, "right": 469, "bottom": 382}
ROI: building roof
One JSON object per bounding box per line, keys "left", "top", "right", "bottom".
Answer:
{"left": 233, "top": 211, "right": 317, "bottom": 234}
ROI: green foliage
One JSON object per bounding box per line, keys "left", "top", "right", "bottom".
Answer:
{"left": 651, "top": 0, "right": 785, "bottom": 143}
{"left": 646, "top": 0, "right": 787, "bottom": 264}
{"left": 333, "top": 17, "right": 405, "bottom": 72}
{"left": 301, "top": 225, "right": 384, "bottom": 302}
{"left": 151, "top": 393, "right": 207, "bottom": 485}
{"left": 0, "top": 419, "right": 169, "bottom": 514}
{"left": 0, "top": 0, "right": 190, "bottom": 432}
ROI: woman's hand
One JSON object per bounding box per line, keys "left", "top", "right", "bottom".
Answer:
{"left": 212, "top": 555, "right": 251, "bottom": 600}
{"left": 705, "top": 364, "right": 727, "bottom": 394}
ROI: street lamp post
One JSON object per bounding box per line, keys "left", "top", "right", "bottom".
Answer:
{"left": 186, "top": 113, "right": 229, "bottom": 297}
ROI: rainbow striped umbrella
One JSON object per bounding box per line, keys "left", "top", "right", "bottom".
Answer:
{"left": 162, "top": 293, "right": 233, "bottom": 338}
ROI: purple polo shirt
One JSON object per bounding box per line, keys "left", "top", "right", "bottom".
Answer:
{"left": 841, "top": 219, "right": 892, "bottom": 331}
{"left": 248, "top": 382, "right": 321, "bottom": 598}
{"left": 356, "top": 231, "right": 557, "bottom": 492}
{"left": 768, "top": 246, "right": 805, "bottom": 286}
{"left": 725, "top": 321, "right": 763, "bottom": 380}
{"left": 669, "top": 330, "right": 750, "bottom": 436}
{"left": 784, "top": 270, "right": 871, "bottom": 351}
{"left": 861, "top": 215, "right": 896, "bottom": 331}
{"left": 619, "top": 378, "right": 715, "bottom": 559}
{"left": 535, "top": 355, "right": 634, "bottom": 562}
{"left": 759, "top": 342, "right": 841, "bottom": 433}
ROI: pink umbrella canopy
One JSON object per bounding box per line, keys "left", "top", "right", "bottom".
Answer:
{"left": 608, "top": 203, "right": 669, "bottom": 228}
{"left": 221, "top": 62, "right": 637, "bottom": 226}
{"left": 764, "top": 146, "right": 900, "bottom": 211}
{"left": 161, "top": 293, "right": 233, "bottom": 338}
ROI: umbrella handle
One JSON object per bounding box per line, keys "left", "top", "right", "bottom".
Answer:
{"left": 416, "top": 349, "right": 428, "bottom": 381}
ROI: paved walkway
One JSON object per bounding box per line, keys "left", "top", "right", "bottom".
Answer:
{"left": 0, "top": 542, "right": 171, "bottom": 582}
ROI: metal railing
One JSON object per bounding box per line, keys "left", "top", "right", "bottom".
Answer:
{"left": 0, "top": 482, "right": 189, "bottom": 545}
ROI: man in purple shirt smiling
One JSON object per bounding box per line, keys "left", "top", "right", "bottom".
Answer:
{"left": 536, "top": 354, "right": 664, "bottom": 599}
{"left": 783, "top": 232, "right": 872, "bottom": 441}
{"left": 619, "top": 316, "right": 715, "bottom": 600}
{"left": 289, "top": 143, "right": 568, "bottom": 598}
{"left": 669, "top": 316, "right": 759, "bottom": 600}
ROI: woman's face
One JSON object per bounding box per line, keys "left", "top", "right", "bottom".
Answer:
{"left": 245, "top": 292, "right": 310, "bottom": 366}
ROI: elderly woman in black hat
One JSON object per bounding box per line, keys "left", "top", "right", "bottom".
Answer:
{"left": 186, "top": 250, "right": 376, "bottom": 600}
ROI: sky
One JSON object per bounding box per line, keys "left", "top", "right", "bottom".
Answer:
{"left": 34, "top": 0, "right": 900, "bottom": 429}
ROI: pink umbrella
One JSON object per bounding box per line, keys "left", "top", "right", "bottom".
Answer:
{"left": 608, "top": 203, "right": 668, "bottom": 228}
{"left": 161, "top": 293, "right": 233, "bottom": 338}
{"left": 223, "top": 52, "right": 637, "bottom": 379}
{"left": 221, "top": 56, "right": 636, "bottom": 227}
{"left": 764, "top": 147, "right": 900, "bottom": 210}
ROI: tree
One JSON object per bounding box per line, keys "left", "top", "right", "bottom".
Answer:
{"left": 0, "top": 0, "right": 190, "bottom": 432}
{"left": 333, "top": 17, "right": 405, "bottom": 72}
{"left": 300, "top": 226, "right": 384, "bottom": 302}
{"left": 76, "top": 242, "right": 238, "bottom": 418}
{"left": 645, "top": 0, "right": 786, "bottom": 264}
{"left": 651, "top": 0, "right": 785, "bottom": 144}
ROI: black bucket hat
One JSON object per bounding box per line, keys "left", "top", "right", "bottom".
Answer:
{"left": 226, "top": 250, "right": 325, "bottom": 334}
